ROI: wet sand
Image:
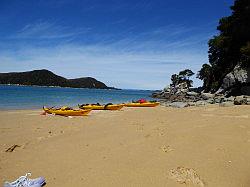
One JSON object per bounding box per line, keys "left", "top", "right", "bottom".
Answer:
{"left": 1, "top": 105, "right": 250, "bottom": 186}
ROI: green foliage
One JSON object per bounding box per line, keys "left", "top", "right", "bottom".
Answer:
{"left": 171, "top": 69, "right": 194, "bottom": 88}
{"left": 179, "top": 69, "right": 195, "bottom": 79}
{"left": 240, "top": 42, "right": 250, "bottom": 67}
{"left": 198, "top": 0, "right": 250, "bottom": 92}
{"left": 197, "top": 64, "right": 212, "bottom": 91}
{"left": 171, "top": 74, "right": 179, "bottom": 86}
{"left": 0, "top": 70, "right": 108, "bottom": 89}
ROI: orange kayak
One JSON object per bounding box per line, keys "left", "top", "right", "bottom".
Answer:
{"left": 43, "top": 106, "right": 91, "bottom": 116}
{"left": 79, "top": 104, "right": 124, "bottom": 110}
{"left": 124, "top": 102, "right": 160, "bottom": 107}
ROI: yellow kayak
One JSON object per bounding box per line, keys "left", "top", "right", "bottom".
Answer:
{"left": 124, "top": 102, "right": 160, "bottom": 107}
{"left": 79, "top": 104, "right": 124, "bottom": 110}
{"left": 43, "top": 106, "right": 91, "bottom": 116}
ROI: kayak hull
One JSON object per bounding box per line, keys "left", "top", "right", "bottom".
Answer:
{"left": 43, "top": 107, "right": 91, "bottom": 116}
{"left": 79, "top": 104, "right": 124, "bottom": 110}
{"left": 124, "top": 102, "right": 160, "bottom": 107}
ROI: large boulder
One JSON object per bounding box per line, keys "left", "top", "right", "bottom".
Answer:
{"left": 169, "top": 102, "right": 189, "bottom": 108}
{"left": 195, "top": 101, "right": 207, "bottom": 106}
{"left": 234, "top": 95, "right": 248, "bottom": 105}
{"left": 217, "top": 65, "right": 250, "bottom": 95}
{"left": 219, "top": 102, "right": 234, "bottom": 107}
{"left": 214, "top": 96, "right": 225, "bottom": 103}
{"left": 201, "top": 92, "right": 215, "bottom": 100}
{"left": 247, "top": 98, "right": 250, "bottom": 105}
{"left": 186, "top": 91, "right": 199, "bottom": 96}
{"left": 224, "top": 96, "right": 235, "bottom": 102}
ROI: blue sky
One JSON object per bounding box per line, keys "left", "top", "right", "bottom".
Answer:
{"left": 0, "top": 0, "right": 234, "bottom": 89}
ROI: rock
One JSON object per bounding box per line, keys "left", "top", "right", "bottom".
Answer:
{"left": 247, "top": 98, "right": 250, "bottom": 105}
{"left": 163, "top": 85, "right": 171, "bottom": 93}
{"left": 176, "top": 90, "right": 187, "bottom": 95}
{"left": 168, "top": 94, "right": 186, "bottom": 102}
{"left": 187, "top": 102, "right": 196, "bottom": 106}
{"left": 187, "top": 96, "right": 201, "bottom": 102}
{"left": 201, "top": 93, "right": 215, "bottom": 100}
{"left": 151, "top": 91, "right": 162, "bottom": 98}
{"left": 176, "top": 82, "right": 188, "bottom": 90}
{"left": 224, "top": 96, "right": 235, "bottom": 102}
{"left": 206, "top": 99, "right": 215, "bottom": 104}
{"left": 195, "top": 101, "right": 207, "bottom": 106}
{"left": 214, "top": 97, "right": 224, "bottom": 103}
{"left": 186, "top": 91, "right": 199, "bottom": 96}
{"left": 160, "top": 102, "right": 171, "bottom": 107}
{"left": 169, "top": 102, "right": 189, "bottom": 108}
{"left": 234, "top": 96, "right": 247, "bottom": 105}
{"left": 162, "top": 92, "right": 171, "bottom": 99}
{"left": 217, "top": 65, "right": 250, "bottom": 95}
{"left": 215, "top": 88, "right": 224, "bottom": 94}
{"left": 219, "top": 102, "right": 234, "bottom": 107}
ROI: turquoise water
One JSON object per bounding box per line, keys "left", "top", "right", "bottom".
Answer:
{"left": 0, "top": 85, "right": 155, "bottom": 110}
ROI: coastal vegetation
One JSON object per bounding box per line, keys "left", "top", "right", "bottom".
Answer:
{"left": 197, "top": 0, "right": 250, "bottom": 93}
{"left": 0, "top": 69, "right": 110, "bottom": 89}
{"left": 152, "top": 0, "right": 250, "bottom": 106}
{"left": 171, "top": 69, "right": 194, "bottom": 88}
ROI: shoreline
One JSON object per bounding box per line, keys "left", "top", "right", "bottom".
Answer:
{"left": 1, "top": 105, "right": 250, "bottom": 186}
{"left": 0, "top": 84, "right": 157, "bottom": 91}
{"left": 0, "top": 84, "right": 118, "bottom": 90}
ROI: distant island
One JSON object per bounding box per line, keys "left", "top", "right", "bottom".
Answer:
{"left": 0, "top": 69, "right": 114, "bottom": 89}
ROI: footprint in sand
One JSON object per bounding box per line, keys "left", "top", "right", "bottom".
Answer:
{"left": 160, "top": 145, "right": 173, "bottom": 153}
{"left": 137, "top": 125, "right": 144, "bottom": 131}
{"left": 37, "top": 130, "right": 65, "bottom": 141}
{"left": 159, "top": 131, "right": 165, "bottom": 136}
{"left": 132, "top": 123, "right": 144, "bottom": 131}
{"left": 37, "top": 136, "right": 45, "bottom": 141}
{"left": 20, "top": 142, "right": 29, "bottom": 149}
{"left": 169, "top": 167, "right": 205, "bottom": 187}
{"left": 153, "top": 126, "right": 167, "bottom": 136}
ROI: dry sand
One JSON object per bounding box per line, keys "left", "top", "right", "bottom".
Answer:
{"left": 1, "top": 105, "right": 250, "bottom": 186}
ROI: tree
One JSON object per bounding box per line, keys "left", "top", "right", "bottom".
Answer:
{"left": 171, "top": 74, "right": 179, "bottom": 87}
{"left": 170, "top": 69, "right": 194, "bottom": 88}
{"left": 179, "top": 69, "right": 195, "bottom": 80}
{"left": 197, "top": 64, "right": 213, "bottom": 92}
{"left": 240, "top": 42, "right": 250, "bottom": 67}
{"left": 198, "top": 0, "right": 250, "bottom": 92}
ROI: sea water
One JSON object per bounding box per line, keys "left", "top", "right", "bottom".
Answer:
{"left": 0, "top": 85, "right": 155, "bottom": 110}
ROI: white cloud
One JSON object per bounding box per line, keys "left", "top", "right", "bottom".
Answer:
{"left": 11, "top": 21, "right": 90, "bottom": 39}
{"left": 0, "top": 42, "right": 206, "bottom": 89}
{"left": 0, "top": 22, "right": 212, "bottom": 89}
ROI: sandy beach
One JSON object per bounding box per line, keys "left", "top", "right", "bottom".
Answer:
{"left": 1, "top": 105, "right": 250, "bottom": 186}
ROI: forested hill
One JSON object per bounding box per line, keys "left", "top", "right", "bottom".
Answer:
{"left": 0, "top": 69, "right": 111, "bottom": 89}
{"left": 198, "top": 0, "right": 250, "bottom": 93}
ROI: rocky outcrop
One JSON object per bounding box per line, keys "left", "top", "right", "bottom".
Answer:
{"left": 217, "top": 65, "right": 250, "bottom": 96}
{"left": 152, "top": 82, "right": 250, "bottom": 108}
